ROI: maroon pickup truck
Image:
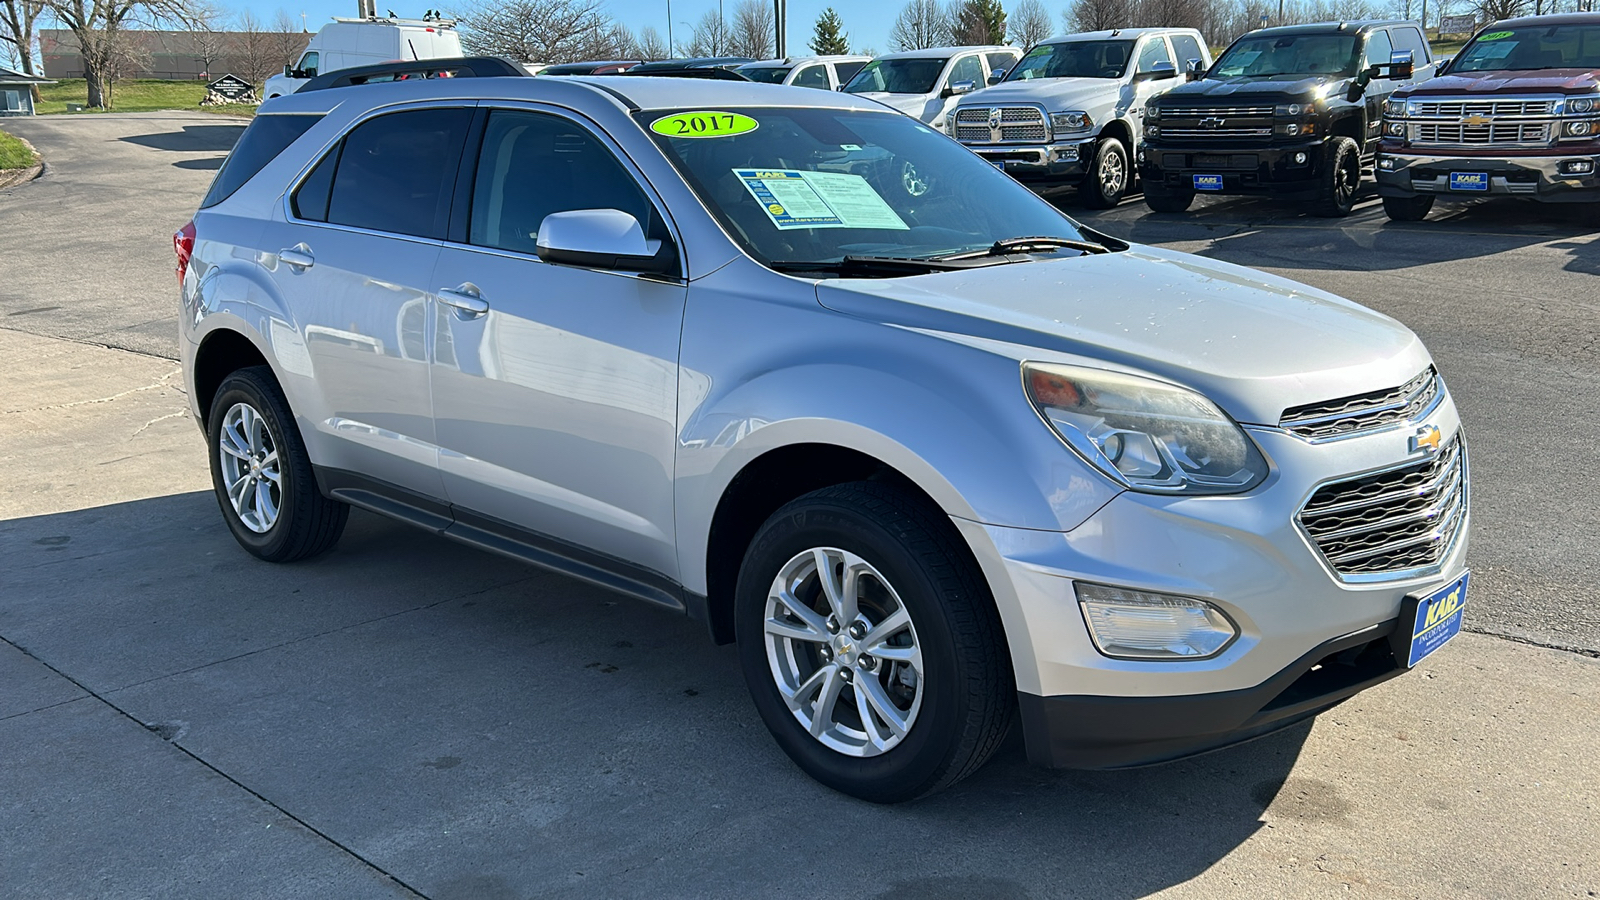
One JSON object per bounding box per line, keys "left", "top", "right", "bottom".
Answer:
{"left": 1375, "top": 12, "right": 1600, "bottom": 221}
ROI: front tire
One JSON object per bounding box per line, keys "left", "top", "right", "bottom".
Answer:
{"left": 1080, "top": 136, "right": 1129, "bottom": 209}
{"left": 1313, "top": 136, "right": 1362, "bottom": 217}
{"left": 734, "top": 482, "right": 1013, "bottom": 803}
{"left": 1382, "top": 194, "right": 1434, "bottom": 222}
{"left": 207, "top": 366, "right": 347, "bottom": 562}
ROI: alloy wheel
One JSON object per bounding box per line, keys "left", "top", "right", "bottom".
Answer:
{"left": 1098, "top": 146, "right": 1126, "bottom": 198}
{"left": 217, "top": 401, "right": 282, "bottom": 533}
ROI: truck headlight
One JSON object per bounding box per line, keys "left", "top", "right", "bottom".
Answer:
{"left": 1023, "top": 362, "right": 1269, "bottom": 495}
{"left": 1385, "top": 120, "right": 1405, "bottom": 137}
{"left": 1273, "top": 103, "right": 1303, "bottom": 116}
{"left": 1563, "top": 120, "right": 1594, "bottom": 137}
{"left": 1568, "top": 96, "right": 1596, "bottom": 114}
{"left": 1076, "top": 583, "right": 1238, "bottom": 660}
{"left": 1144, "top": 102, "right": 1161, "bottom": 120}
{"left": 1382, "top": 98, "right": 1407, "bottom": 118}
{"left": 1050, "top": 111, "right": 1092, "bottom": 133}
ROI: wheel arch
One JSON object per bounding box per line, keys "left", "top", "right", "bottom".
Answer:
{"left": 192, "top": 326, "right": 276, "bottom": 429}
{"left": 1100, "top": 117, "right": 1135, "bottom": 149}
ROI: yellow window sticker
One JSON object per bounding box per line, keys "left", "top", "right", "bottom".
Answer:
{"left": 734, "top": 169, "right": 909, "bottom": 231}
{"left": 650, "top": 111, "right": 760, "bottom": 138}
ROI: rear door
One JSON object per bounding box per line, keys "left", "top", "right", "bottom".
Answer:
{"left": 260, "top": 104, "right": 473, "bottom": 500}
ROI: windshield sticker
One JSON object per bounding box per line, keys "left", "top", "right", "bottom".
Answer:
{"left": 734, "top": 169, "right": 909, "bottom": 231}
{"left": 1478, "top": 30, "right": 1515, "bottom": 40}
{"left": 650, "top": 111, "right": 759, "bottom": 138}
{"left": 1470, "top": 41, "right": 1516, "bottom": 59}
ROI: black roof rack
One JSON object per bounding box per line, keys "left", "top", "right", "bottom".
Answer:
{"left": 296, "top": 56, "right": 527, "bottom": 93}
{"left": 614, "top": 66, "right": 750, "bottom": 81}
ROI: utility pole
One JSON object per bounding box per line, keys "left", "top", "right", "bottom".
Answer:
{"left": 667, "top": 0, "right": 673, "bottom": 57}
{"left": 774, "top": 0, "right": 785, "bottom": 57}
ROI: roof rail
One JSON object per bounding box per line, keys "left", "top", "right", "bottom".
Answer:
{"left": 615, "top": 67, "right": 750, "bottom": 81}
{"left": 296, "top": 56, "right": 527, "bottom": 93}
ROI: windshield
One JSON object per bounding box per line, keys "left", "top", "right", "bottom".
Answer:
{"left": 843, "top": 58, "right": 945, "bottom": 94}
{"left": 642, "top": 107, "right": 1093, "bottom": 271}
{"left": 739, "top": 65, "right": 792, "bottom": 84}
{"left": 1210, "top": 33, "right": 1360, "bottom": 78}
{"left": 1450, "top": 24, "right": 1600, "bottom": 72}
{"left": 1007, "top": 40, "right": 1136, "bottom": 80}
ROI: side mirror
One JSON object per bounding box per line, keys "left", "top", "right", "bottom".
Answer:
{"left": 1346, "top": 67, "right": 1374, "bottom": 102}
{"left": 536, "top": 209, "right": 675, "bottom": 275}
{"left": 944, "top": 80, "right": 976, "bottom": 98}
{"left": 987, "top": 67, "right": 1007, "bottom": 86}
{"left": 1141, "top": 60, "right": 1177, "bottom": 80}
{"left": 284, "top": 63, "right": 293, "bottom": 77}
{"left": 1384, "top": 49, "right": 1415, "bottom": 80}
{"left": 1184, "top": 58, "right": 1205, "bottom": 82}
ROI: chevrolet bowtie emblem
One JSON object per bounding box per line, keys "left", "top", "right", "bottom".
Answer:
{"left": 1200, "top": 117, "right": 1225, "bottom": 129}
{"left": 1461, "top": 114, "right": 1491, "bottom": 127}
{"left": 1410, "top": 424, "right": 1443, "bottom": 454}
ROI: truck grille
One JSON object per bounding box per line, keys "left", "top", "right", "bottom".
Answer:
{"left": 1162, "top": 105, "right": 1275, "bottom": 118}
{"left": 1411, "top": 121, "right": 1551, "bottom": 146}
{"left": 1410, "top": 98, "right": 1555, "bottom": 118}
{"left": 1159, "top": 126, "right": 1274, "bottom": 139}
{"left": 1299, "top": 436, "right": 1466, "bottom": 579}
{"left": 1404, "top": 95, "right": 1559, "bottom": 149}
{"left": 1279, "top": 368, "right": 1442, "bottom": 440}
{"left": 954, "top": 106, "right": 1049, "bottom": 144}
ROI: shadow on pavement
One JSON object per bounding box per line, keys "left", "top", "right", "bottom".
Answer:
{"left": 2, "top": 491, "right": 1305, "bottom": 898}
{"left": 119, "top": 123, "right": 244, "bottom": 153}
{"left": 172, "top": 157, "right": 224, "bottom": 171}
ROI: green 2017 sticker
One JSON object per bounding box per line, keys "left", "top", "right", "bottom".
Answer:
{"left": 1478, "top": 30, "right": 1515, "bottom": 40}
{"left": 650, "top": 111, "right": 759, "bottom": 138}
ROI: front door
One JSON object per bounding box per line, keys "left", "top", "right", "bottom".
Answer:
{"left": 429, "top": 107, "right": 686, "bottom": 585}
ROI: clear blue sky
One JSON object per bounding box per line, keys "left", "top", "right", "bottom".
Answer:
{"left": 232, "top": 0, "right": 972, "bottom": 57}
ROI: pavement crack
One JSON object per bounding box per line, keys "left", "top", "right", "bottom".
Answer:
{"left": 0, "top": 632, "right": 433, "bottom": 900}
{"left": 3, "top": 367, "right": 180, "bottom": 415}
{"left": 131, "top": 410, "right": 187, "bottom": 436}
{"left": 1465, "top": 626, "right": 1600, "bottom": 659}
{"left": 0, "top": 694, "right": 90, "bottom": 722}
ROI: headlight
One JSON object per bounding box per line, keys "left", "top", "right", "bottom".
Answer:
{"left": 1382, "top": 98, "right": 1406, "bottom": 118}
{"left": 945, "top": 110, "right": 958, "bottom": 131}
{"left": 1050, "top": 111, "right": 1092, "bottom": 133}
{"left": 1273, "top": 103, "right": 1304, "bottom": 117}
{"left": 1568, "top": 96, "right": 1596, "bottom": 114}
{"left": 1144, "top": 102, "right": 1161, "bottom": 120}
{"left": 1384, "top": 120, "right": 1405, "bottom": 137}
{"left": 1076, "top": 583, "right": 1238, "bottom": 660}
{"left": 1022, "top": 362, "right": 1269, "bottom": 495}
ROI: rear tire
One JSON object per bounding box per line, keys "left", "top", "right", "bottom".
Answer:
{"left": 1080, "top": 136, "right": 1129, "bottom": 209}
{"left": 207, "top": 366, "right": 347, "bottom": 563}
{"left": 1144, "top": 183, "right": 1195, "bottom": 213}
{"left": 1382, "top": 194, "right": 1434, "bottom": 222}
{"left": 1313, "top": 136, "right": 1362, "bottom": 218}
{"left": 734, "top": 482, "right": 1013, "bottom": 803}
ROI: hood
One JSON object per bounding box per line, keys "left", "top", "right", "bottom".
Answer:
{"left": 814, "top": 245, "right": 1429, "bottom": 426}
{"left": 854, "top": 92, "right": 933, "bottom": 117}
{"left": 1398, "top": 68, "right": 1599, "bottom": 96}
{"left": 1159, "top": 73, "right": 1343, "bottom": 104}
{"left": 959, "top": 78, "right": 1118, "bottom": 111}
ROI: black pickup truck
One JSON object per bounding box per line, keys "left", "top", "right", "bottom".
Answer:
{"left": 1139, "top": 20, "right": 1434, "bottom": 216}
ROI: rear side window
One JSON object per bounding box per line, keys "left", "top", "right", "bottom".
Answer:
{"left": 323, "top": 107, "right": 472, "bottom": 240}
{"left": 200, "top": 114, "right": 320, "bottom": 208}
{"left": 1170, "top": 33, "right": 1204, "bottom": 67}
{"left": 834, "top": 60, "right": 867, "bottom": 83}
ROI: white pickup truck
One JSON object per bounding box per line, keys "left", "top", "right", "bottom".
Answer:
{"left": 950, "top": 28, "right": 1211, "bottom": 207}
{"left": 262, "top": 16, "right": 463, "bottom": 99}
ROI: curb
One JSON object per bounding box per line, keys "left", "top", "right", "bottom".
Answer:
{"left": 0, "top": 134, "right": 44, "bottom": 190}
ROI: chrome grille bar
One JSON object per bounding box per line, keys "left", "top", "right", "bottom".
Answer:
{"left": 1280, "top": 367, "right": 1441, "bottom": 440}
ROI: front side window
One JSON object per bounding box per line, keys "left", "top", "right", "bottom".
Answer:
{"left": 1136, "top": 36, "right": 1173, "bottom": 74}
{"left": 946, "top": 55, "right": 984, "bottom": 89}
{"left": 1006, "top": 40, "right": 1136, "bottom": 81}
{"left": 643, "top": 106, "right": 1096, "bottom": 271}
{"left": 843, "top": 58, "right": 946, "bottom": 94}
{"left": 321, "top": 107, "right": 472, "bottom": 239}
{"left": 793, "top": 64, "right": 830, "bottom": 89}
{"left": 1450, "top": 24, "right": 1600, "bottom": 72}
{"left": 1362, "top": 30, "right": 1393, "bottom": 72}
{"left": 1210, "top": 34, "right": 1360, "bottom": 78}
{"left": 470, "top": 110, "right": 655, "bottom": 255}
{"left": 298, "top": 51, "right": 319, "bottom": 75}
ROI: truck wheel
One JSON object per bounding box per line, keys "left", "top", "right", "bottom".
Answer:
{"left": 208, "top": 366, "right": 348, "bottom": 562}
{"left": 1312, "top": 136, "right": 1362, "bottom": 218}
{"left": 1081, "top": 136, "right": 1129, "bottom": 209}
{"left": 1382, "top": 194, "right": 1434, "bottom": 222}
{"left": 1144, "top": 184, "right": 1195, "bottom": 213}
{"left": 734, "top": 482, "right": 1014, "bottom": 803}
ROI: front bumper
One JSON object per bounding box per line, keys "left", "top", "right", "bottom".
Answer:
{"left": 1375, "top": 149, "right": 1600, "bottom": 203}
{"left": 965, "top": 140, "right": 1094, "bottom": 187}
{"left": 1140, "top": 138, "right": 1327, "bottom": 196}
{"left": 954, "top": 395, "right": 1470, "bottom": 768}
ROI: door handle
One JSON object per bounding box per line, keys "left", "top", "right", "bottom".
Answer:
{"left": 278, "top": 244, "right": 314, "bottom": 270}
{"left": 438, "top": 285, "right": 490, "bottom": 316}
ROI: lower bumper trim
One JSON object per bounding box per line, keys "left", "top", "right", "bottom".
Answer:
{"left": 1019, "top": 619, "right": 1406, "bottom": 769}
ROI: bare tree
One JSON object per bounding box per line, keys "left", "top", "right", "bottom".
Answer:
{"left": 1009, "top": 0, "right": 1052, "bottom": 50}
{"left": 0, "top": 0, "right": 44, "bottom": 74}
{"left": 270, "top": 8, "right": 308, "bottom": 70}
{"left": 100, "top": 25, "right": 149, "bottom": 104}
{"left": 635, "top": 23, "right": 667, "bottom": 59}
{"left": 456, "top": 0, "right": 622, "bottom": 63}
{"left": 1064, "top": 0, "right": 1130, "bottom": 31}
{"left": 235, "top": 8, "right": 274, "bottom": 85}
{"left": 683, "top": 8, "right": 730, "bottom": 56}
{"left": 729, "top": 0, "right": 772, "bottom": 58}
{"left": 45, "top": 0, "right": 204, "bottom": 107}
{"left": 889, "top": 0, "right": 951, "bottom": 50}
{"left": 187, "top": 4, "right": 227, "bottom": 79}
{"left": 1474, "top": 0, "right": 1530, "bottom": 17}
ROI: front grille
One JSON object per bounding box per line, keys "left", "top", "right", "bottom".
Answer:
{"left": 1162, "top": 105, "right": 1275, "bottom": 118}
{"left": 1412, "top": 121, "right": 1551, "bottom": 146}
{"left": 1299, "top": 436, "right": 1466, "bottom": 578}
{"left": 954, "top": 106, "right": 1048, "bottom": 144}
{"left": 1411, "top": 98, "right": 1555, "bottom": 118}
{"left": 1279, "top": 368, "right": 1441, "bottom": 440}
{"left": 1158, "top": 126, "right": 1274, "bottom": 139}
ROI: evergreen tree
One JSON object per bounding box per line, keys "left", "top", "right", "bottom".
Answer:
{"left": 809, "top": 7, "right": 849, "bottom": 55}
{"left": 952, "top": 0, "right": 1006, "bottom": 45}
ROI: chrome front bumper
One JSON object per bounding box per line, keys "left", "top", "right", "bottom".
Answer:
{"left": 965, "top": 141, "right": 1094, "bottom": 184}
{"left": 1376, "top": 149, "right": 1600, "bottom": 202}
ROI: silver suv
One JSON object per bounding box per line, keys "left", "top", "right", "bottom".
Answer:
{"left": 178, "top": 62, "right": 1471, "bottom": 802}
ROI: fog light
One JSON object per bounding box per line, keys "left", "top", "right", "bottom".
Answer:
{"left": 1564, "top": 121, "right": 1594, "bottom": 137}
{"left": 1379, "top": 156, "right": 1396, "bottom": 170}
{"left": 1293, "top": 151, "right": 1308, "bottom": 164}
{"left": 1384, "top": 121, "right": 1405, "bottom": 137}
{"left": 1076, "top": 583, "right": 1238, "bottom": 660}
{"left": 1559, "top": 159, "right": 1595, "bottom": 175}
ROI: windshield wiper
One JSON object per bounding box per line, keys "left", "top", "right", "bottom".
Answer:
{"left": 769, "top": 254, "right": 1012, "bottom": 277}
{"left": 934, "top": 235, "right": 1111, "bottom": 261}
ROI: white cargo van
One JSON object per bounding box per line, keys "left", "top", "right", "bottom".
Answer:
{"left": 262, "top": 16, "right": 463, "bottom": 98}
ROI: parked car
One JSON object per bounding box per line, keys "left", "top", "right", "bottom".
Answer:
{"left": 181, "top": 58, "right": 1471, "bottom": 803}
{"left": 540, "top": 60, "right": 645, "bottom": 75}
{"left": 1140, "top": 20, "right": 1436, "bottom": 216}
{"left": 1376, "top": 12, "right": 1600, "bottom": 221}
{"left": 736, "top": 55, "right": 872, "bottom": 90}
{"left": 842, "top": 45, "right": 1022, "bottom": 131}
{"left": 262, "top": 15, "right": 462, "bottom": 99}
{"left": 951, "top": 28, "right": 1211, "bottom": 207}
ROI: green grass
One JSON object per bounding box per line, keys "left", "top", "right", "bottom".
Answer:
{"left": 35, "top": 78, "right": 255, "bottom": 117}
{"left": 0, "top": 127, "right": 36, "bottom": 170}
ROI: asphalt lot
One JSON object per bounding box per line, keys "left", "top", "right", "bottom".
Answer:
{"left": 2, "top": 113, "right": 1598, "bottom": 898}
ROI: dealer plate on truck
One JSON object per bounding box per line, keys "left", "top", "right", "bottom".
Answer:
{"left": 1405, "top": 572, "right": 1469, "bottom": 667}
{"left": 1193, "top": 174, "right": 1224, "bottom": 191}
{"left": 1449, "top": 172, "right": 1489, "bottom": 191}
